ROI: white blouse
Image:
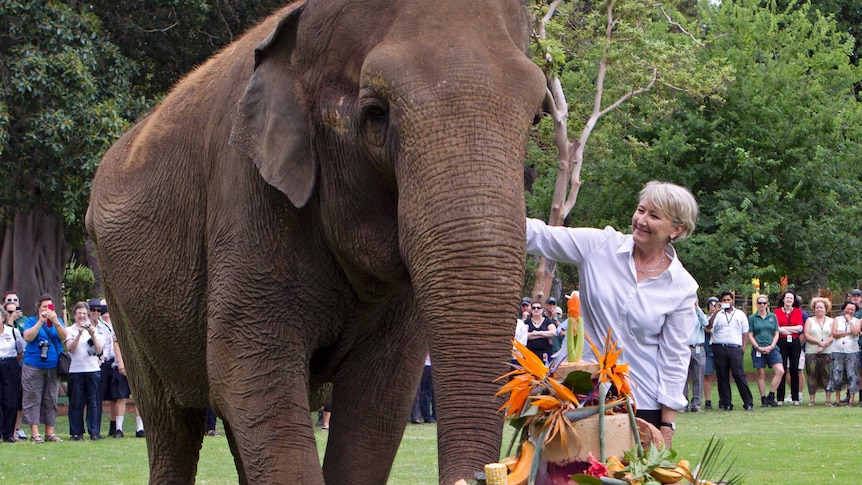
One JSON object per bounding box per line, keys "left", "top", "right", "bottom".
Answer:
{"left": 526, "top": 219, "right": 698, "bottom": 411}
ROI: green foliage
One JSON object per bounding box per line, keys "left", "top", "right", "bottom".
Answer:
{"left": 63, "top": 259, "right": 95, "bottom": 306}
{"left": 526, "top": 0, "right": 862, "bottom": 297}
{"left": 0, "top": 0, "right": 149, "bottom": 243}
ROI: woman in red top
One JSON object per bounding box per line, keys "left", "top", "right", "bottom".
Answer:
{"left": 774, "top": 289, "right": 805, "bottom": 405}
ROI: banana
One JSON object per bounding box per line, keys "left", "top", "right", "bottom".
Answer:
{"left": 501, "top": 455, "right": 519, "bottom": 471}
{"left": 506, "top": 440, "right": 536, "bottom": 485}
{"left": 650, "top": 466, "right": 683, "bottom": 484}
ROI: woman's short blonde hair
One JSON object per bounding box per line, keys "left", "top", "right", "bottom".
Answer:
{"left": 809, "top": 297, "right": 831, "bottom": 312}
{"left": 638, "top": 181, "right": 699, "bottom": 241}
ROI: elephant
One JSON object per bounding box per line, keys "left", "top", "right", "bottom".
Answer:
{"left": 85, "top": 0, "right": 546, "bottom": 483}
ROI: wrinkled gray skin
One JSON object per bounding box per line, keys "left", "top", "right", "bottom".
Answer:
{"left": 86, "top": 0, "right": 545, "bottom": 483}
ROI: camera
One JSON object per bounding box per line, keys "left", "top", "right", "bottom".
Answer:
{"left": 38, "top": 340, "right": 50, "bottom": 360}
{"left": 82, "top": 322, "right": 91, "bottom": 329}
{"left": 721, "top": 303, "right": 731, "bottom": 309}
{"left": 86, "top": 338, "right": 98, "bottom": 356}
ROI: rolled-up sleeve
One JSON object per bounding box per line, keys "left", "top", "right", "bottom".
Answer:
{"left": 656, "top": 295, "right": 698, "bottom": 410}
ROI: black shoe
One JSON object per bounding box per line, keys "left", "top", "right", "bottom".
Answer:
{"left": 724, "top": 404, "right": 734, "bottom": 411}
{"left": 109, "top": 422, "right": 116, "bottom": 435}
{"left": 743, "top": 404, "right": 754, "bottom": 411}
{"left": 3, "top": 436, "right": 18, "bottom": 443}
{"left": 410, "top": 419, "right": 422, "bottom": 424}
{"left": 840, "top": 394, "right": 850, "bottom": 403}
{"left": 704, "top": 400, "right": 712, "bottom": 410}
{"left": 424, "top": 418, "right": 436, "bottom": 424}
{"left": 136, "top": 430, "right": 145, "bottom": 438}
{"left": 766, "top": 397, "right": 780, "bottom": 407}
{"left": 113, "top": 430, "right": 124, "bottom": 438}
{"left": 90, "top": 434, "right": 102, "bottom": 441}
{"left": 761, "top": 396, "right": 767, "bottom": 407}
{"left": 70, "top": 435, "right": 82, "bottom": 441}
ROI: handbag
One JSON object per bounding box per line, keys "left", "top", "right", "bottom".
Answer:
{"left": 49, "top": 333, "right": 71, "bottom": 377}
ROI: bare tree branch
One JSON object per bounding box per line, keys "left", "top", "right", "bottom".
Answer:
{"left": 657, "top": 4, "right": 703, "bottom": 47}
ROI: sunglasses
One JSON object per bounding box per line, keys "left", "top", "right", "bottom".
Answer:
{"left": 5, "top": 297, "right": 18, "bottom": 303}
{"left": 757, "top": 301, "right": 768, "bottom": 305}
{"left": 531, "top": 306, "right": 543, "bottom": 310}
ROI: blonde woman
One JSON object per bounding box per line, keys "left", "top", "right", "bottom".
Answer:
{"left": 803, "top": 297, "right": 833, "bottom": 405}
{"left": 827, "top": 301, "right": 860, "bottom": 407}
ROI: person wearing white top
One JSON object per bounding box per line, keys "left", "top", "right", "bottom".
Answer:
{"left": 526, "top": 181, "right": 698, "bottom": 448}
{"left": 0, "top": 304, "right": 25, "bottom": 442}
{"left": 827, "top": 301, "right": 860, "bottom": 407}
{"left": 707, "top": 291, "right": 754, "bottom": 411}
{"left": 65, "top": 302, "right": 103, "bottom": 441}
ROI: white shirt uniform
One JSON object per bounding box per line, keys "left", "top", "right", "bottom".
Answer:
{"left": 0, "top": 324, "right": 25, "bottom": 359}
{"left": 526, "top": 219, "right": 698, "bottom": 411}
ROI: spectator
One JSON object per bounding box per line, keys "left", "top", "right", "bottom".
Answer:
{"left": 683, "top": 301, "right": 709, "bottom": 412}
{"left": 89, "top": 298, "right": 114, "bottom": 437}
{"left": 827, "top": 301, "right": 860, "bottom": 407}
{"left": 803, "top": 297, "right": 833, "bottom": 406}
{"left": 520, "top": 297, "right": 531, "bottom": 321}
{"left": 524, "top": 302, "right": 556, "bottom": 364}
{"left": 107, "top": 298, "right": 145, "bottom": 438}
{"left": 550, "top": 304, "right": 565, "bottom": 357}
{"left": 527, "top": 181, "right": 699, "bottom": 447}
{"left": 848, "top": 289, "right": 862, "bottom": 404}
{"left": 774, "top": 289, "right": 804, "bottom": 406}
{"left": 1, "top": 302, "right": 25, "bottom": 441}
{"left": 205, "top": 407, "right": 220, "bottom": 436}
{"left": 66, "top": 301, "right": 103, "bottom": 440}
{"left": 708, "top": 291, "right": 753, "bottom": 411}
{"left": 409, "top": 353, "right": 435, "bottom": 424}
{"left": 4, "top": 292, "right": 27, "bottom": 440}
{"left": 747, "top": 296, "right": 783, "bottom": 407}
{"left": 702, "top": 296, "right": 719, "bottom": 410}
{"left": 21, "top": 293, "right": 68, "bottom": 443}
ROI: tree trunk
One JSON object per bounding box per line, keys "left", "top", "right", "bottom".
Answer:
{"left": 0, "top": 208, "right": 71, "bottom": 316}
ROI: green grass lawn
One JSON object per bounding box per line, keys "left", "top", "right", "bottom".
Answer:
{"left": 2, "top": 379, "right": 859, "bottom": 484}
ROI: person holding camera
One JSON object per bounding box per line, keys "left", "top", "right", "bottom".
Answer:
{"left": 21, "top": 293, "right": 68, "bottom": 443}
{"left": 0, "top": 302, "right": 25, "bottom": 441}
{"left": 65, "top": 301, "right": 103, "bottom": 440}
{"left": 707, "top": 291, "right": 754, "bottom": 411}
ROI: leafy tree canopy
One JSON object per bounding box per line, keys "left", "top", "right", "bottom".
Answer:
{"left": 0, "top": 0, "right": 148, "bottom": 242}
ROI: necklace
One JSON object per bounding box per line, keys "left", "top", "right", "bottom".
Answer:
{"left": 635, "top": 256, "right": 667, "bottom": 274}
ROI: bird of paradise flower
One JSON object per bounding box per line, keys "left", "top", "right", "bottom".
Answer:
{"left": 495, "top": 329, "right": 634, "bottom": 450}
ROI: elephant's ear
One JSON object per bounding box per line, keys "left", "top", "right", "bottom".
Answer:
{"left": 229, "top": 5, "right": 316, "bottom": 209}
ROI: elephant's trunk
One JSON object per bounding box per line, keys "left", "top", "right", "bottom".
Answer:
{"left": 398, "top": 92, "right": 535, "bottom": 483}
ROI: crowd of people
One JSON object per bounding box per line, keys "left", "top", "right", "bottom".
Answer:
{"left": 0, "top": 292, "right": 145, "bottom": 442}
{"left": 684, "top": 288, "right": 862, "bottom": 413}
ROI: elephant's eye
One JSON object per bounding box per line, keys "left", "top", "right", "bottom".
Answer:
{"left": 360, "top": 99, "right": 389, "bottom": 148}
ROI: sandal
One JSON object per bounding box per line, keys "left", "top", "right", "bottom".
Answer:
{"left": 46, "top": 434, "right": 62, "bottom": 442}
{"left": 30, "top": 434, "right": 44, "bottom": 443}
{"left": 825, "top": 402, "right": 833, "bottom": 407}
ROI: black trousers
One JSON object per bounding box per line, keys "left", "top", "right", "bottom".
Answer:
{"left": 0, "top": 358, "right": 21, "bottom": 439}
{"left": 712, "top": 344, "right": 753, "bottom": 408}
{"left": 776, "top": 338, "right": 802, "bottom": 402}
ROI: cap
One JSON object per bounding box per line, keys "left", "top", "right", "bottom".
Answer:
{"left": 707, "top": 296, "right": 719, "bottom": 303}
{"left": 546, "top": 297, "right": 557, "bottom": 305}
{"left": 87, "top": 298, "right": 102, "bottom": 309}
{"left": 554, "top": 307, "right": 562, "bottom": 316}
{"left": 852, "top": 289, "right": 862, "bottom": 296}
{"left": 520, "top": 297, "right": 532, "bottom": 305}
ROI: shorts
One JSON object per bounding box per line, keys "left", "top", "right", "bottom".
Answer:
{"left": 751, "top": 348, "right": 783, "bottom": 369}
{"left": 111, "top": 370, "right": 131, "bottom": 400}
{"left": 704, "top": 355, "right": 715, "bottom": 375}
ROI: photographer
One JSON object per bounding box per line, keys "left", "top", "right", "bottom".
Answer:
{"left": 65, "top": 301, "right": 103, "bottom": 440}
{"left": 0, "top": 303, "right": 25, "bottom": 441}
{"left": 21, "top": 293, "right": 67, "bottom": 443}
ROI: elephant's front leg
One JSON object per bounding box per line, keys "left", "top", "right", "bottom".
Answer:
{"left": 322, "top": 326, "right": 426, "bottom": 484}
{"left": 209, "top": 334, "right": 323, "bottom": 484}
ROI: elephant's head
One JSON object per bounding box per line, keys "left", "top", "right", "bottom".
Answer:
{"left": 230, "top": 1, "right": 546, "bottom": 482}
